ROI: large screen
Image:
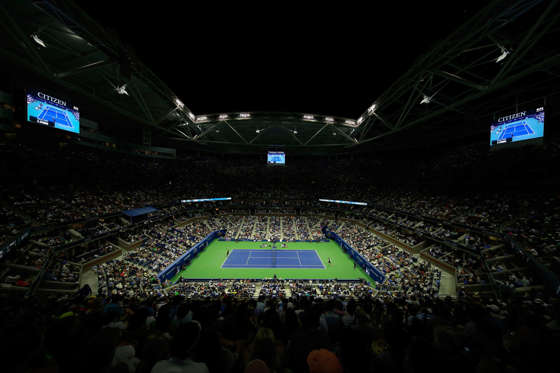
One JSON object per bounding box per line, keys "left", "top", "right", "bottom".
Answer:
{"left": 267, "top": 151, "right": 285, "bottom": 166}
{"left": 490, "top": 107, "right": 544, "bottom": 147}
{"left": 26, "top": 90, "right": 80, "bottom": 134}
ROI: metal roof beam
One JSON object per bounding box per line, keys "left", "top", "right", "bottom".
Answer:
{"left": 492, "top": 0, "right": 560, "bottom": 84}
{"left": 54, "top": 59, "right": 115, "bottom": 78}
{"left": 224, "top": 120, "right": 249, "bottom": 144}
{"left": 0, "top": 3, "right": 53, "bottom": 76}
{"left": 304, "top": 124, "right": 329, "bottom": 145}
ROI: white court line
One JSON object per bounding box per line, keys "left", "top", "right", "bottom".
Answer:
{"left": 219, "top": 249, "right": 233, "bottom": 269}
{"left": 39, "top": 107, "right": 51, "bottom": 121}
{"left": 61, "top": 111, "right": 73, "bottom": 128}
{"left": 315, "top": 249, "right": 327, "bottom": 269}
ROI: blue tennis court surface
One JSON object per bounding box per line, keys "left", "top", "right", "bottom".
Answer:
{"left": 222, "top": 249, "right": 325, "bottom": 269}
{"left": 38, "top": 107, "right": 72, "bottom": 128}
{"left": 498, "top": 122, "right": 534, "bottom": 140}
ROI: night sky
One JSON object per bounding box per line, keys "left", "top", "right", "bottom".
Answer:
{"left": 78, "top": 2, "right": 486, "bottom": 119}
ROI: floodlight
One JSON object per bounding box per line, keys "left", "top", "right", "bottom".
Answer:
{"left": 196, "top": 115, "right": 208, "bottom": 123}
{"left": 345, "top": 119, "right": 356, "bottom": 126}
{"left": 496, "top": 45, "right": 510, "bottom": 63}
{"left": 357, "top": 116, "right": 364, "bottom": 125}
{"left": 303, "top": 114, "right": 315, "bottom": 121}
{"left": 175, "top": 98, "right": 185, "bottom": 109}
{"left": 368, "top": 103, "right": 377, "bottom": 114}
{"left": 292, "top": 129, "right": 298, "bottom": 134}
{"left": 239, "top": 113, "right": 251, "bottom": 119}
{"left": 31, "top": 34, "right": 46, "bottom": 48}
{"left": 187, "top": 112, "right": 196, "bottom": 121}
{"left": 115, "top": 84, "right": 128, "bottom": 95}
{"left": 420, "top": 95, "right": 431, "bottom": 104}
{"left": 325, "top": 117, "right": 334, "bottom": 123}
{"left": 219, "top": 114, "right": 229, "bottom": 120}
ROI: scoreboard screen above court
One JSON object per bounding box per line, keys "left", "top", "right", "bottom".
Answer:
{"left": 267, "top": 151, "right": 285, "bottom": 166}
{"left": 490, "top": 107, "right": 544, "bottom": 147}
{"left": 26, "top": 90, "right": 80, "bottom": 134}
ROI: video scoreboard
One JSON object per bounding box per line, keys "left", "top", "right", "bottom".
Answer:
{"left": 490, "top": 107, "right": 544, "bottom": 147}
{"left": 267, "top": 151, "right": 285, "bottom": 166}
{"left": 26, "top": 90, "right": 80, "bottom": 134}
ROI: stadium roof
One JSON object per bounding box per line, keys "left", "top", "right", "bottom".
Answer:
{"left": 1, "top": 1, "right": 559, "bottom": 153}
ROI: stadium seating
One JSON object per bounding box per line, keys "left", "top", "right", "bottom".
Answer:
{"left": 1, "top": 140, "right": 559, "bottom": 373}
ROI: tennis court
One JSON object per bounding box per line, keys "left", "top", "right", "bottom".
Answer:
{"left": 498, "top": 121, "right": 534, "bottom": 140}
{"left": 37, "top": 106, "right": 73, "bottom": 128}
{"left": 222, "top": 249, "right": 325, "bottom": 268}
{"left": 171, "top": 240, "right": 371, "bottom": 281}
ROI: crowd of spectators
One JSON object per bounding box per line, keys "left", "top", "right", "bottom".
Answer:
{"left": 258, "top": 282, "right": 287, "bottom": 298}
{"left": 1, "top": 120, "right": 559, "bottom": 372}
{"left": 2, "top": 284, "right": 558, "bottom": 373}
{"left": 124, "top": 220, "right": 210, "bottom": 274}
{"left": 268, "top": 216, "right": 281, "bottom": 241}
{"left": 94, "top": 258, "right": 165, "bottom": 299}
{"left": 237, "top": 216, "right": 257, "bottom": 240}
{"left": 44, "top": 260, "right": 81, "bottom": 283}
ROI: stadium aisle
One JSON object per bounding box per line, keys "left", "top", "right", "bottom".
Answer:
{"left": 438, "top": 270, "right": 457, "bottom": 298}
{"left": 80, "top": 269, "right": 99, "bottom": 296}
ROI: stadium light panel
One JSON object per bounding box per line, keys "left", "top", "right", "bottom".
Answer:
{"left": 357, "top": 116, "right": 364, "bottom": 125}
{"left": 219, "top": 114, "right": 229, "bottom": 120}
{"left": 196, "top": 116, "right": 208, "bottom": 123}
{"left": 345, "top": 119, "right": 356, "bottom": 126}
{"left": 303, "top": 114, "right": 315, "bottom": 121}
{"left": 325, "top": 117, "right": 334, "bottom": 123}
{"left": 239, "top": 113, "right": 251, "bottom": 119}
{"left": 368, "top": 103, "right": 377, "bottom": 114}
{"left": 180, "top": 197, "right": 232, "bottom": 203}
{"left": 187, "top": 112, "right": 196, "bottom": 121}
{"left": 31, "top": 34, "right": 47, "bottom": 48}
{"left": 319, "top": 198, "right": 367, "bottom": 206}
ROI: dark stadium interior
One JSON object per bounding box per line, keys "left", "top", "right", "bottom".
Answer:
{"left": 1, "top": 1, "right": 560, "bottom": 373}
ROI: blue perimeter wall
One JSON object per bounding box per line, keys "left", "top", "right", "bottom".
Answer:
{"left": 322, "top": 227, "right": 386, "bottom": 284}
{"left": 158, "top": 229, "right": 226, "bottom": 282}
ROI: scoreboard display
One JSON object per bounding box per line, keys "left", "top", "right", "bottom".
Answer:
{"left": 26, "top": 90, "right": 80, "bottom": 134}
{"left": 267, "top": 151, "right": 285, "bottom": 166}
{"left": 490, "top": 107, "right": 544, "bottom": 147}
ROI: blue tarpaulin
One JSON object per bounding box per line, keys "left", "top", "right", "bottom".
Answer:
{"left": 122, "top": 206, "right": 158, "bottom": 218}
